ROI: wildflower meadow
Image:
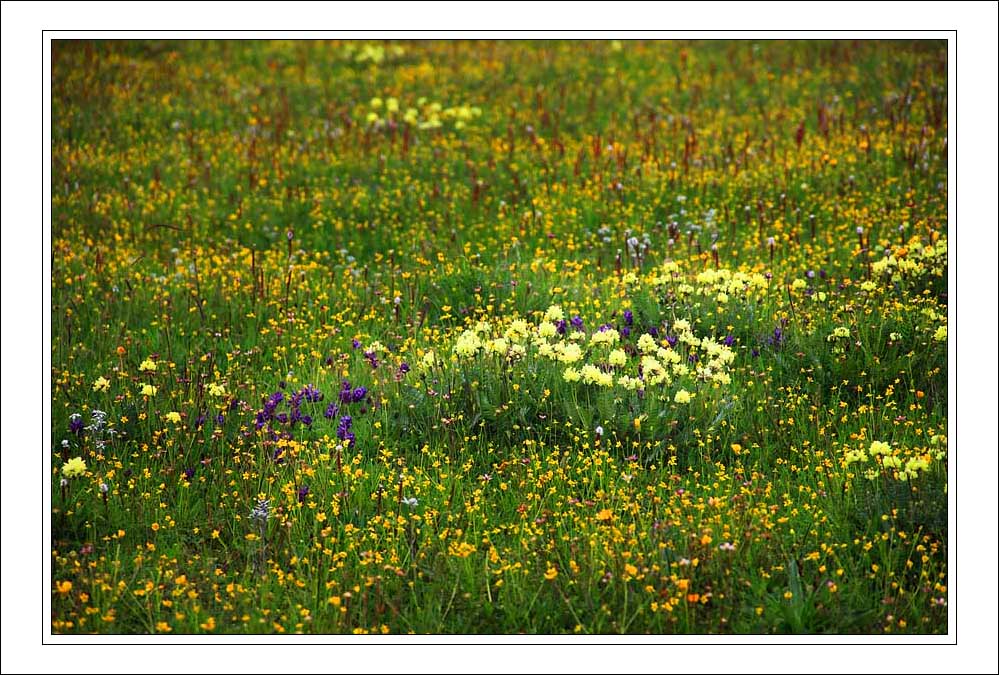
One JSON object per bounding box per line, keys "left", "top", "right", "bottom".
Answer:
{"left": 49, "top": 39, "right": 950, "bottom": 635}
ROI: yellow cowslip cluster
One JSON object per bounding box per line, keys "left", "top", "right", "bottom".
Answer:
{"left": 447, "top": 304, "right": 735, "bottom": 397}
{"left": 649, "top": 264, "right": 770, "bottom": 303}
{"left": 844, "top": 440, "right": 939, "bottom": 482}
{"left": 363, "top": 95, "right": 482, "bottom": 131}
{"left": 345, "top": 42, "right": 406, "bottom": 65}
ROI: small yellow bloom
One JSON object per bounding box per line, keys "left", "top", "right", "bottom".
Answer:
{"left": 92, "top": 376, "right": 111, "bottom": 392}
{"left": 544, "top": 566, "right": 558, "bottom": 581}
{"left": 139, "top": 358, "right": 157, "bottom": 373}
{"left": 141, "top": 384, "right": 158, "bottom": 397}
{"left": 165, "top": 411, "right": 182, "bottom": 424}
{"left": 55, "top": 580, "right": 73, "bottom": 595}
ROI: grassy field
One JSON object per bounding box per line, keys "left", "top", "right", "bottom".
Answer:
{"left": 50, "top": 39, "right": 948, "bottom": 635}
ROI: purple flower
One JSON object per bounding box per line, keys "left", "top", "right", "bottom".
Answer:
{"left": 216, "top": 413, "right": 225, "bottom": 425}
{"left": 297, "top": 485, "right": 310, "bottom": 503}
{"left": 664, "top": 335, "right": 678, "bottom": 348}
{"left": 570, "top": 315, "right": 584, "bottom": 330}
{"left": 398, "top": 362, "right": 411, "bottom": 375}
{"left": 765, "top": 326, "right": 785, "bottom": 349}
{"left": 183, "top": 468, "right": 195, "bottom": 481}
{"left": 722, "top": 334, "right": 735, "bottom": 347}
{"left": 195, "top": 414, "right": 207, "bottom": 429}
{"left": 351, "top": 386, "right": 368, "bottom": 403}
{"left": 352, "top": 339, "right": 362, "bottom": 349}
{"left": 647, "top": 326, "right": 659, "bottom": 337}
{"left": 324, "top": 402, "right": 339, "bottom": 419}
{"left": 364, "top": 350, "right": 379, "bottom": 369}
{"left": 336, "top": 415, "right": 353, "bottom": 441}
{"left": 620, "top": 326, "right": 631, "bottom": 339}
{"left": 556, "top": 319, "right": 567, "bottom": 335}
{"left": 339, "top": 381, "right": 353, "bottom": 403}
{"left": 688, "top": 353, "right": 698, "bottom": 363}
{"left": 623, "top": 309, "right": 634, "bottom": 326}
{"left": 302, "top": 384, "right": 323, "bottom": 403}
{"left": 69, "top": 414, "right": 84, "bottom": 435}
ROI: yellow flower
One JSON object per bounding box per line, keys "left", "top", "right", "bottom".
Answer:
{"left": 933, "top": 325, "right": 947, "bottom": 342}
{"left": 141, "top": 384, "right": 158, "bottom": 397}
{"left": 207, "top": 382, "right": 226, "bottom": 397}
{"left": 637, "top": 333, "right": 658, "bottom": 353}
{"left": 165, "top": 411, "right": 182, "bottom": 424}
{"left": 544, "top": 566, "right": 558, "bottom": 581}
{"left": 869, "top": 440, "right": 891, "bottom": 456}
{"left": 421, "top": 350, "right": 438, "bottom": 368}
{"left": 453, "top": 330, "right": 482, "bottom": 358}
{"left": 556, "top": 343, "right": 583, "bottom": 363}
{"left": 448, "top": 541, "right": 476, "bottom": 558}
{"left": 92, "top": 376, "right": 111, "bottom": 392}
{"left": 62, "top": 457, "right": 87, "bottom": 479}
{"left": 674, "top": 389, "right": 693, "bottom": 404}
{"left": 139, "top": 358, "right": 157, "bottom": 373}
{"left": 544, "top": 305, "right": 564, "bottom": 322}
{"left": 55, "top": 580, "right": 73, "bottom": 595}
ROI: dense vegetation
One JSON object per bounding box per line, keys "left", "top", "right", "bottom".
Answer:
{"left": 51, "top": 39, "right": 948, "bottom": 634}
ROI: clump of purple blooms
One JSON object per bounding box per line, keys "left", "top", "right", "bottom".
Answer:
{"left": 250, "top": 376, "right": 371, "bottom": 448}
